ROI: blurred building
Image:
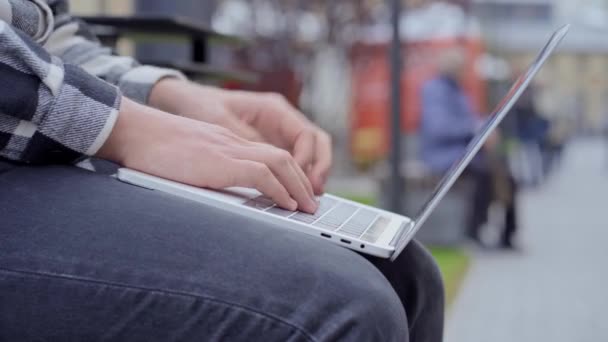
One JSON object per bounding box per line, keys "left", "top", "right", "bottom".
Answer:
{"left": 69, "top": 0, "right": 132, "bottom": 15}
{"left": 473, "top": 0, "right": 608, "bottom": 134}
{"left": 69, "top": 0, "right": 135, "bottom": 56}
{"left": 67, "top": 0, "right": 608, "bottom": 137}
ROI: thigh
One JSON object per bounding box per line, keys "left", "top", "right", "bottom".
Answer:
{"left": 0, "top": 165, "right": 407, "bottom": 341}
{"left": 367, "top": 241, "right": 445, "bottom": 342}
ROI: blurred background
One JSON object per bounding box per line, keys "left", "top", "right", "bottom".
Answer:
{"left": 73, "top": 0, "right": 608, "bottom": 340}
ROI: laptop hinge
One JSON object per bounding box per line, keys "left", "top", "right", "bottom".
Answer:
{"left": 389, "top": 221, "right": 412, "bottom": 247}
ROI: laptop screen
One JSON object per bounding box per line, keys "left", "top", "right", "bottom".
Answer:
{"left": 391, "top": 25, "right": 570, "bottom": 260}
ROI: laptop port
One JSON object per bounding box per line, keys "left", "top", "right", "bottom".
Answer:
{"left": 360, "top": 244, "right": 365, "bottom": 249}
{"left": 321, "top": 233, "right": 332, "bottom": 239}
{"left": 340, "top": 239, "right": 352, "bottom": 245}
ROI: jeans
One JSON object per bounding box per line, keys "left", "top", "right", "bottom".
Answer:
{"left": 0, "top": 162, "right": 444, "bottom": 342}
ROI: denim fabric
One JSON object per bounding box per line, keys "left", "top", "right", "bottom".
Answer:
{"left": 0, "top": 162, "right": 444, "bottom": 342}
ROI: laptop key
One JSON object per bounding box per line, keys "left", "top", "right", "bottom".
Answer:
{"left": 315, "top": 203, "right": 357, "bottom": 229}
{"left": 314, "top": 221, "right": 340, "bottom": 231}
{"left": 266, "top": 206, "right": 296, "bottom": 217}
{"left": 290, "top": 213, "right": 317, "bottom": 224}
{"left": 338, "top": 209, "right": 378, "bottom": 237}
{"left": 289, "top": 197, "right": 337, "bottom": 224}
{"left": 361, "top": 216, "right": 390, "bottom": 243}
{"left": 244, "top": 198, "right": 274, "bottom": 210}
{"left": 256, "top": 196, "right": 278, "bottom": 208}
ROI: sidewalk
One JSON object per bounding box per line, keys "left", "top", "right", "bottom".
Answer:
{"left": 445, "top": 139, "right": 608, "bottom": 342}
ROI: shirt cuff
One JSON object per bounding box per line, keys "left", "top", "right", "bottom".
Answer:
{"left": 118, "top": 65, "right": 186, "bottom": 105}
{"left": 34, "top": 63, "right": 122, "bottom": 160}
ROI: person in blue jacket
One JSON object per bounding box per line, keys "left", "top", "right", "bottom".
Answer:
{"left": 419, "top": 47, "right": 519, "bottom": 248}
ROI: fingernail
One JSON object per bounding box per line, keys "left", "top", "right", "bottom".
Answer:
{"left": 289, "top": 199, "right": 298, "bottom": 211}
{"left": 308, "top": 198, "right": 319, "bottom": 212}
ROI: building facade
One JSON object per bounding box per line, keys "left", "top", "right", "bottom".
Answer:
{"left": 473, "top": 0, "right": 608, "bottom": 133}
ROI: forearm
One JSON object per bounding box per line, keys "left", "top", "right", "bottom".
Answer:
{"left": 0, "top": 21, "right": 120, "bottom": 164}
{"left": 95, "top": 97, "right": 140, "bottom": 165}
{"left": 96, "top": 94, "right": 317, "bottom": 213}
{"left": 96, "top": 97, "right": 175, "bottom": 166}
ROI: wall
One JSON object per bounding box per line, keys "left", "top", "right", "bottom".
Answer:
{"left": 503, "top": 52, "right": 608, "bottom": 133}
{"left": 68, "top": 0, "right": 135, "bottom": 58}
{"left": 69, "top": 0, "right": 132, "bottom": 15}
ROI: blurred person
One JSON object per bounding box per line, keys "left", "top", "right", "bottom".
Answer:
{"left": 603, "top": 112, "right": 608, "bottom": 170}
{"left": 419, "top": 47, "right": 519, "bottom": 249}
{"left": 546, "top": 114, "right": 574, "bottom": 171}
{"left": 0, "top": 1, "right": 445, "bottom": 341}
{"left": 510, "top": 85, "right": 550, "bottom": 187}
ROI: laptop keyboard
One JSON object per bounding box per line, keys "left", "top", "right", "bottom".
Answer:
{"left": 244, "top": 196, "right": 389, "bottom": 242}
{"left": 290, "top": 197, "right": 337, "bottom": 224}
{"left": 338, "top": 208, "right": 378, "bottom": 237}
{"left": 313, "top": 202, "right": 357, "bottom": 230}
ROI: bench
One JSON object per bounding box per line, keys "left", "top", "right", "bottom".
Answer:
{"left": 81, "top": 15, "right": 256, "bottom": 85}
{"left": 377, "top": 160, "right": 474, "bottom": 247}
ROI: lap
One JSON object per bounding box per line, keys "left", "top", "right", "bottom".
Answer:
{"left": 0, "top": 164, "right": 408, "bottom": 341}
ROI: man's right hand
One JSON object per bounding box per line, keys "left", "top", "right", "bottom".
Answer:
{"left": 96, "top": 97, "right": 319, "bottom": 214}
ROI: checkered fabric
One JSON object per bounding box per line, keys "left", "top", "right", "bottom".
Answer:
{"left": 0, "top": 0, "right": 184, "bottom": 164}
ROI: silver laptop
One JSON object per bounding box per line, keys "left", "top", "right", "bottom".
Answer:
{"left": 117, "top": 25, "right": 569, "bottom": 261}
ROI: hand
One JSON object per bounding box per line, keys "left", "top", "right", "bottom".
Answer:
{"left": 97, "top": 97, "right": 318, "bottom": 213}
{"left": 149, "top": 78, "right": 263, "bottom": 142}
{"left": 149, "top": 79, "right": 333, "bottom": 195}
{"left": 223, "top": 91, "right": 333, "bottom": 195}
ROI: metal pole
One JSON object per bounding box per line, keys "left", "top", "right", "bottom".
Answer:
{"left": 389, "top": 0, "right": 404, "bottom": 212}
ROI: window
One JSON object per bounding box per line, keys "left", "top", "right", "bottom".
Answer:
{"left": 473, "top": 3, "right": 553, "bottom": 23}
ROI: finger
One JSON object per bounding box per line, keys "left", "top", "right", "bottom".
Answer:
{"left": 289, "top": 154, "right": 316, "bottom": 200}
{"left": 255, "top": 142, "right": 315, "bottom": 201}
{"left": 244, "top": 145, "right": 318, "bottom": 213}
{"left": 311, "top": 131, "right": 333, "bottom": 194}
{"left": 231, "top": 160, "right": 298, "bottom": 211}
{"left": 292, "top": 128, "right": 316, "bottom": 170}
{"left": 260, "top": 147, "right": 317, "bottom": 213}
{"left": 269, "top": 98, "right": 315, "bottom": 153}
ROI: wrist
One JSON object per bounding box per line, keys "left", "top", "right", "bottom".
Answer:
{"left": 96, "top": 97, "right": 141, "bottom": 164}
{"left": 96, "top": 96, "right": 207, "bottom": 167}
{"left": 149, "top": 78, "right": 228, "bottom": 116}
{"left": 148, "top": 78, "right": 189, "bottom": 114}
{"left": 96, "top": 97, "right": 175, "bottom": 165}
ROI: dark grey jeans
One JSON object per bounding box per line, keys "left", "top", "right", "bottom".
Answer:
{"left": 0, "top": 162, "right": 444, "bottom": 342}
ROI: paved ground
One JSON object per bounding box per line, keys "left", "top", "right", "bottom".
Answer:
{"left": 445, "top": 139, "right": 608, "bottom": 342}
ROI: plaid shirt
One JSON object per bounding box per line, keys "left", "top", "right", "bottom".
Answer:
{"left": 0, "top": 0, "right": 184, "bottom": 164}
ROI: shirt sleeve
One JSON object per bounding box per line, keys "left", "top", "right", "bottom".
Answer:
{"left": 0, "top": 20, "right": 121, "bottom": 164}
{"left": 0, "top": 0, "right": 54, "bottom": 43}
{"left": 43, "top": 0, "right": 186, "bottom": 105}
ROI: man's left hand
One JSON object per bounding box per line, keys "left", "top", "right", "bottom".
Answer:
{"left": 149, "top": 79, "right": 332, "bottom": 194}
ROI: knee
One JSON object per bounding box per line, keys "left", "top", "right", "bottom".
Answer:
{"left": 412, "top": 241, "right": 443, "bottom": 287}
{"left": 300, "top": 249, "right": 409, "bottom": 342}
{"left": 398, "top": 241, "right": 445, "bottom": 318}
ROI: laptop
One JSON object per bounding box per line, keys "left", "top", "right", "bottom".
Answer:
{"left": 117, "top": 25, "right": 569, "bottom": 261}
